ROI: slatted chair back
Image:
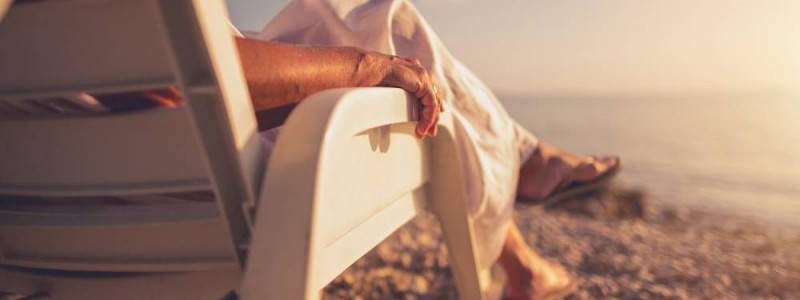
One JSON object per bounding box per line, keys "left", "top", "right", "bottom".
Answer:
{"left": 0, "top": 0, "right": 260, "bottom": 272}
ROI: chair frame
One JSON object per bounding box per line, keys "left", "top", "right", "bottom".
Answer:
{"left": 0, "top": 0, "right": 489, "bottom": 299}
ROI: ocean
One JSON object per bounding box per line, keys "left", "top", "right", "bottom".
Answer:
{"left": 500, "top": 93, "right": 800, "bottom": 227}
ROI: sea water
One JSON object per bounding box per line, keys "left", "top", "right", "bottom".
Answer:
{"left": 501, "top": 93, "right": 800, "bottom": 227}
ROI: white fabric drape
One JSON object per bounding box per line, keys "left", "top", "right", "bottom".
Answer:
{"left": 254, "top": 0, "right": 538, "bottom": 269}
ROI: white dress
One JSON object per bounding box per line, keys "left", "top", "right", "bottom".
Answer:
{"left": 254, "top": 0, "right": 539, "bottom": 269}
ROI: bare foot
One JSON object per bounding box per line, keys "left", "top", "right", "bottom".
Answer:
{"left": 500, "top": 224, "right": 576, "bottom": 300}
{"left": 517, "top": 142, "right": 619, "bottom": 201}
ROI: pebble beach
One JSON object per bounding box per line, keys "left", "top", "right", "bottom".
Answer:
{"left": 323, "top": 186, "right": 800, "bottom": 299}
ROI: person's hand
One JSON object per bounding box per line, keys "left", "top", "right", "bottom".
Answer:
{"left": 372, "top": 54, "right": 444, "bottom": 139}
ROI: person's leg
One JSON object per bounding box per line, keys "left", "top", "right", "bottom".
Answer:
{"left": 499, "top": 142, "right": 618, "bottom": 299}
{"left": 498, "top": 222, "right": 576, "bottom": 300}
{"left": 517, "top": 142, "right": 619, "bottom": 201}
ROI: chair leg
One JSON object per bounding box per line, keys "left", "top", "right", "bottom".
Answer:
{"left": 428, "top": 124, "right": 488, "bottom": 300}
{"left": 238, "top": 217, "right": 322, "bottom": 300}
{"left": 430, "top": 200, "right": 486, "bottom": 300}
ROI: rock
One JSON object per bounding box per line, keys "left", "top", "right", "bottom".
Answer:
{"left": 582, "top": 255, "right": 615, "bottom": 274}
{"left": 652, "top": 264, "right": 680, "bottom": 282}
{"left": 638, "top": 267, "right": 655, "bottom": 282}
{"left": 422, "top": 254, "right": 436, "bottom": 269}
{"left": 719, "top": 274, "right": 731, "bottom": 287}
{"left": 416, "top": 232, "right": 436, "bottom": 247}
{"left": 662, "top": 206, "right": 691, "bottom": 224}
{"left": 646, "top": 284, "right": 675, "bottom": 298}
{"left": 435, "top": 253, "right": 448, "bottom": 268}
{"left": 392, "top": 274, "right": 411, "bottom": 292}
{"left": 411, "top": 275, "right": 429, "bottom": 294}
{"left": 400, "top": 253, "right": 412, "bottom": 269}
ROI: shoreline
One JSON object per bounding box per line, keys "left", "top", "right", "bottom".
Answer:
{"left": 323, "top": 186, "right": 800, "bottom": 299}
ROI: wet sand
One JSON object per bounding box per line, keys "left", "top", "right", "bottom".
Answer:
{"left": 323, "top": 186, "right": 800, "bottom": 299}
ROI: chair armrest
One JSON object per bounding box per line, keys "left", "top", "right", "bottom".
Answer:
{"left": 255, "top": 86, "right": 444, "bottom": 201}
{"left": 282, "top": 87, "right": 420, "bottom": 139}
{"left": 253, "top": 86, "right": 461, "bottom": 212}
{"left": 242, "top": 87, "right": 464, "bottom": 299}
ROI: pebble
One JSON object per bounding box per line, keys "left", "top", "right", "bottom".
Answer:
{"left": 321, "top": 186, "right": 800, "bottom": 299}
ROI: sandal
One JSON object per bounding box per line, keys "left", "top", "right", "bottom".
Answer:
{"left": 516, "top": 156, "right": 622, "bottom": 207}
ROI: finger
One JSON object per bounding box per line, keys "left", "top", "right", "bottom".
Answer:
{"left": 421, "top": 105, "right": 436, "bottom": 136}
{"left": 424, "top": 107, "right": 439, "bottom": 137}
{"left": 430, "top": 113, "right": 439, "bottom": 137}
{"left": 417, "top": 88, "right": 436, "bottom": 107}
{"left": 417, "top": 81, "right": 439, "bottom": 111}
{"left": 430, "top": 104, "right": 441, "bottom": 137}
{"left": 416, "top": 119, "right": 426, "bottom": 139}
{"left": 409, "top": 82, "right": 431, "bottom": 139}
{"left": 414, "top": 82, "right": 436, "bottom": 118}
{"left": 416, "top": 105, "right": 434, "bottom": 139}
{"left": 430, "top": 95, "right": 442, "bottom": 136}
{"left": 420, "top": 89, "right": 438, "bottom": 136}
{"left": 425, "top": 95, "right": 440, "bottom": 137}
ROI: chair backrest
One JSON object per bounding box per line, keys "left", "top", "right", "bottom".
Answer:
{"left": 0, "top": 0, "right": 261, "bottom": 271}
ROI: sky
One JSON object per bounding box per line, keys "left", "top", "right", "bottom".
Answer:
{"left": 227, "top": 0, "right": 800, "bottom": 97}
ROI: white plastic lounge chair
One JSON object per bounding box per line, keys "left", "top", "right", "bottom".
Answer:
{"left": 0, "top": 0, "right": 489, "bottom": 299}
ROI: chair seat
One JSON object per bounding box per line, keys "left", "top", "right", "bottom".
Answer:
{"left": 0, "top": 202, "right": 237, "bottom": 272}
{"left": 0, "top": 265, "right": 240, "bottom": 300}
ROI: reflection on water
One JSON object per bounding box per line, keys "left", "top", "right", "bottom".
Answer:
{"left": 502, "top": 93, "right": 800, "bottom": 227}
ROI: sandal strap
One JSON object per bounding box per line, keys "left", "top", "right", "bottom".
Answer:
{"left": 552, "top": 156, "right": 603, "bottom": 193}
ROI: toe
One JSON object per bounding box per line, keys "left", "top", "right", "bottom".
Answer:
{"left": 573, "top": 155, "right": 620, "bottom": 182}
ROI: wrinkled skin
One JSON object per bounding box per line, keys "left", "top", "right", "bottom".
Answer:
{"left": 376, "top": 56, "right": 444, "bottom": 137}
{"left": 97, "top": 37, "right": 442, "bottom": 138}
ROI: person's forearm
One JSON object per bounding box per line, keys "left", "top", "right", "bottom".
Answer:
{"left": 97, "top": 37, "right": 442, "bottom": 138}
{"left": 235, "top": 37, "right": 387, "bottom": 111}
